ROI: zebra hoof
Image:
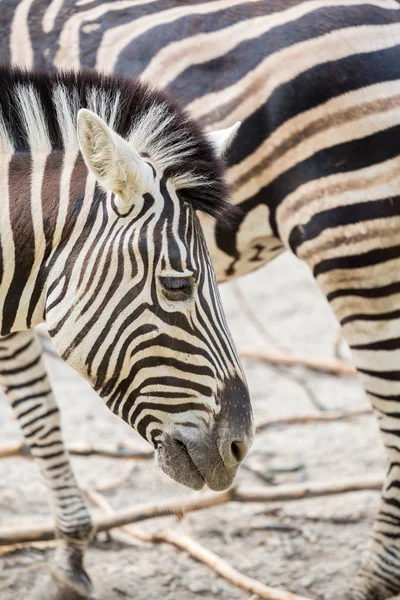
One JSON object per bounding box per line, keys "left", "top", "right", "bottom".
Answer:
{"left": 32, "top": 568, "right": 93, "bottom": 600}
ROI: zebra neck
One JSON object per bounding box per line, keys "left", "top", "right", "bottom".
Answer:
{"left": 0, "top": 150, "right": 92, "bottom": 335}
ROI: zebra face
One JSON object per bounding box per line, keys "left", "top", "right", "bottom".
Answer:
{"left": 46, "top": 109, "right": 254, "bottom": 491}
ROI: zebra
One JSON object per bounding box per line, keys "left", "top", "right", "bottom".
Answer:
{"left": 5, "top": 0, "right": 400, "bottom": 598}
{"left": 0, "top": 65, "right": 254, "bottom": 600}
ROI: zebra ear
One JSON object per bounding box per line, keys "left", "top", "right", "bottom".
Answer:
{"left": 77, "top": 108, "right": 153, "bottom": 203}
{"left": 207, "top": 121, "right": 241, "bottom": 157}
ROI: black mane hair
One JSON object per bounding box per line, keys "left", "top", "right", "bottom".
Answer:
{"left": 0, "top": 65, "right": 231, "bottom": 219}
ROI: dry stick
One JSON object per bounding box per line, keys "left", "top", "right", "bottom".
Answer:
{"left": 238, "top": 346, "right": 356, "bottom": 376}
{"left": 0, "top": 474, "right": 384, "bottom": 546}
{"left": 0, "top": 540, "right": 56, "bottom": 557}
{"left": 256, "top": 407, "right": 372, "bottom": 432}
{"left": 86, "top": 489, "right": 313, "bottom": 600}
{"left": 0, "top": 440, "right": 154, "bottom": 461}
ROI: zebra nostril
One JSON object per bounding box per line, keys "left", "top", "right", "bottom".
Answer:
{"left": 173, "top": 438, "right": 187, "bottom": 452}
{"left": 230, "top": 440, "right": 246, "bottom": 463}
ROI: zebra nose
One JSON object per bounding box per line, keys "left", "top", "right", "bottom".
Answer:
{"left": 215, "top": 376, "right": 255, "bottom": 469}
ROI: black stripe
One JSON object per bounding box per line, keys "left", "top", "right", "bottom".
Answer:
{"left": 314, "top": 244, "right": 400, "bottom": 278}
{"left": 289, "top": 196, "right": 400, "bottom": 254}
{"left": 352, "top": 338, "right": 400, "bottom": 351}
{"left": 0, "top": 338, "right": 33, "bottom": 361}
{"left": 328, "top": 281, "right": 400, "bottom": 302}
{"left": 2, "top": 154, "right": 34, "bottom": 335}
{"left": 137, "top": 414, "right": 162, "bottom": 441}
{"left": 358, "top": 368, "right": 400, "bottom": 381}
{"left": 341, "top": 309, "right": 400, "bottom": 326}
{"left": 0, "top": 354, "right": 41, "bottom": 376}
{"left": 128, "top": 400, "right": 209, "bottom": 427}
{"left": 5, "top": 373, "right": 47, "bottom": 392}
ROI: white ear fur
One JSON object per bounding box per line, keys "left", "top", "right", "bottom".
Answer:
{"left": 207, "top": 121, "right": 241, "bottom": 157}
{"left": 77, "top": 108, "right": 153, "bottom": 203}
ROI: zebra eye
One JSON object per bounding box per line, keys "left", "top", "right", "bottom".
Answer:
{"left": 159, "top": 276, "right": 194, "bottom": 301}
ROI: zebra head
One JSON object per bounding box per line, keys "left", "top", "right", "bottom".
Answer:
{"left": 42, "top": 76, "right": 254, "bottom": 492}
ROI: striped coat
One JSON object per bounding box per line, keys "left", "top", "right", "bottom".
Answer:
{"left": 5, "top": 1, "right": 400, "bottom": 598}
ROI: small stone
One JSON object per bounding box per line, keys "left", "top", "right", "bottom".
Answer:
{"left": 300, "top": 574, "right": 316, "bottom": 587}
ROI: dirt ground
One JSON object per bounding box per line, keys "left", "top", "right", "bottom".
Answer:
{"left": 0, "top": 252, "right": 388, "bottom": 600}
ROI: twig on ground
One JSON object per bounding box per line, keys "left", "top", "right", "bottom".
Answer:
{"left": 255, "top": 408, "right": 371, "bottom": 432}
{"left": 290, "top": 514, "right": 368, "bottom": 525}
{"left": 0, "top": 474, "right": 383, "bottom": 546}
{"left": 249, "top": 523, "right": 301, "bottom": 533}
{"left": 238, "top": 346, "right": 356, "bottom": 376}
{"left": 244, "top": 459, "right": 305, "bottom": 484}
{"left": 87, "top": 489, "right": 313, "bottom": 600}
{"left": 0, "top": 540, "right": 56, "bottom": 557}
{"left": 0, "top": 441, "right": 153, "bottom": 461}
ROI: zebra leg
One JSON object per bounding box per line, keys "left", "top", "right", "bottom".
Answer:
{"left": 0, "top": 330, "right": 94, "bottom": 600}
{"left": 338, "top": 391, "right": 400, "bottom": 599}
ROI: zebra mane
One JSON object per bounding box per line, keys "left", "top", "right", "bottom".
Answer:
{"left": 0, "top": 65, "right": 230, "bottom": 218}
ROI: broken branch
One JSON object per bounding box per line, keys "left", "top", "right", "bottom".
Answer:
{"left": 0, "top": 474, "right": 383, "bottom": 546}
{"left": 256, "top": 408, "right": 371, "bottom": 432}
{"left": 0, "top": 441, "right": 153, "bottom": 461}
{"left": 238, "top": 346, "right": 356, "bottom": 376}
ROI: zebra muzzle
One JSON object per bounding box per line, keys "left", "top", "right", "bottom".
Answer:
{"left": 156, "top": 381, "right": 254, "bottom": 491}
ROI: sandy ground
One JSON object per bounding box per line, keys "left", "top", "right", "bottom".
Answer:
{"left": 0, "top": 252, "right": 387, "bottom": 600}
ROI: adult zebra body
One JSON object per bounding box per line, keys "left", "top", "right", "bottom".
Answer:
{"left": 0, "top": 65, "right": 254, "bottom": 599}
{"left": 5, "top": 0, "right": 400, "bottom": 598}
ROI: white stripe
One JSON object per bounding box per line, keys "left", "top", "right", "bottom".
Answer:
{"left": 15, "top": 85, "right": 52, "bottom": 153}
{"left": 52, "top": 84, "right": 80, "bottom": 151}
{"left": 42, "top": 0, "right": 65, "bottom": 33}
{"left": 52, "top": 151, "right": 80, "bottom": 248}
{"left": 16, "top": 152, "right": 50, "bottom": 329}
{"left": 0, "top": 155, "right": 15, "bottom": 322}
{"left": 10, "top": 0, "right": 36, "bottom": 68}
{"left": 0, "top": 112, "right": 14, "bottom": 155}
